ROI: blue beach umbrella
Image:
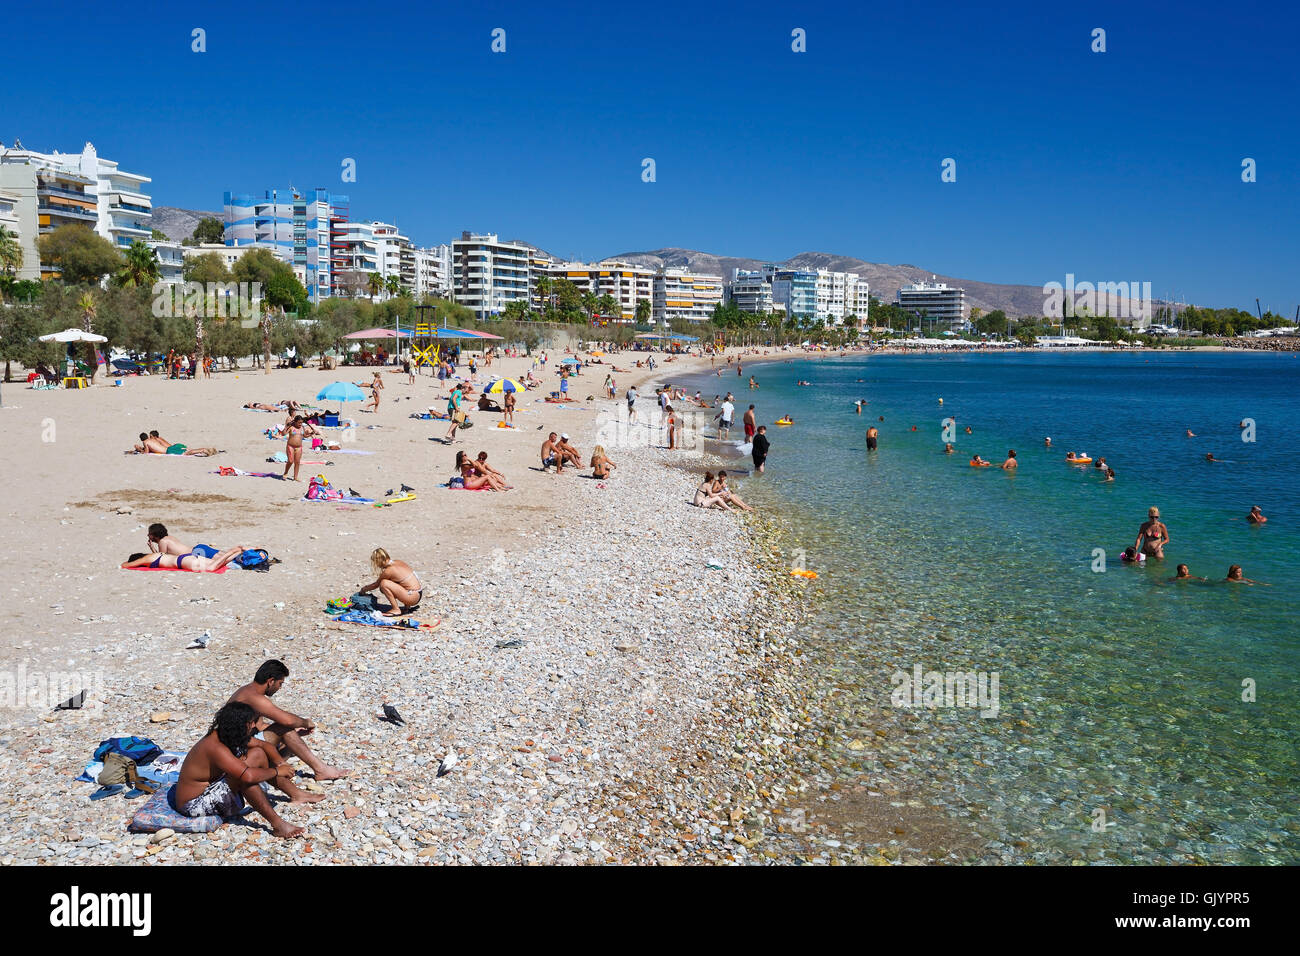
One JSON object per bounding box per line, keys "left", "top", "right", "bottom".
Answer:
{"left": 316, "top": 381, "right": 366, "bottom": 403}
{"left": 560, "top": 357, "right": 582, "bottom": 365}
{"left": 486, "top": 378, "right": 525, "bottom": 394}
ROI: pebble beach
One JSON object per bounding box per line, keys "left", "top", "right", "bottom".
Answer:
{"left": 0, "top": 347, "right": 924, "bottom": 866}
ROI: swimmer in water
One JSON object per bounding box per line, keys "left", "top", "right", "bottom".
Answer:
{"left": 1044, "top": 437, "right": 1052, "bottom": 447}
{"left": 943, "top": 442, "right": 955, "bottom": 455}
{"left": 1185, "top": 429, "right": 1196, "bottom": 437}
{"left": 1136, "top": 506, "right": 1169, "bottom": 559}
{"left": 1169, "top": 564, "right": 1204, "bottom": 582}
{"left": 1247, "top": 505, "right": 1267, "bottom": 524}
{"left": 1205, "top": 453, "right": 1219, "bottom": 462}
{"left": 1001, "top": 449, "right": 1017, "bottom": 470}
{"left": 1225, "top": 564, "right": 1268, "bottom": 585}
{"left": 1102, "top": 467, "right": 1115, "bottom": 483}
{"left": 1094, "top": 457, "right": 1107, "bottom": 471}
{"left": 970, "top": 454, "right": 990, "bottom": 466}
{"left": 964, "top": 425, "right": 973, "bottom": 434}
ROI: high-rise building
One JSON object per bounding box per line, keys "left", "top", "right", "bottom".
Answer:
{"left": 771, "top": 269, "right": 818, "bottom": 320}
{"left": 652, "top": 268, "right": 724, "bottom": 324}
{"left": 415, "top": 244, "right": 452, "bottom": 300}
{"left": 896, "top": 279, "right": 967, "bottom": 329}
{"left": 224, "top": 188, "right": 347, "bottom": 302}
{"left": 451, "top": 232, "right": 530, "bottom": 318}
{"left": 0, "top": 185, "right": 31, "bottom": 279}
{"left": 0, "top": 141, "right": 153, "bottom": 278}
{"left": 728, "top": 265, "right": 868, "bottom": 325}
{"left": 147, "top": 237, "right": 185, "bottom": 285}
{"left": 728, "top": 268, "right": 776, "bottom": 314}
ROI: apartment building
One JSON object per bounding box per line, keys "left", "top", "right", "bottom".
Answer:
{"left": 547, "top": 260, "right": 654, "bottom": 321}
{"left": 0, "top": 185, "right": 32, "bottom": 279}
{"left": 0, "top": 141, "right": 153, "bottom": 279}
{"left": 729, "top": 265, "right": 868, "bottom": 325}
{"left": 147, "top": 237, "right": 186, "bottom": 284}
{"left": 224, "top": 188, "right": 347, "bottom": 302}
{"left": 451, "top": 232, "right": 531, "bottom": 318}
{"left": 652, "top": 268, "right": 724, "bottom": 323}
{"left": 896, "top": 279, "right": 967, "bottom": 328}
{"left": 415, "top": 244, "right": 452, "bottom": 300}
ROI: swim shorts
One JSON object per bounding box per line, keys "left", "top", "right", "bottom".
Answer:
{"left": 867, "top": 437, "right": 877, "bottom": 450}
{"left": 744, "top": 424, "right": 755, "bottom": 439}
{"left": 179, "top": 777, "right": 245, "bottom": 818}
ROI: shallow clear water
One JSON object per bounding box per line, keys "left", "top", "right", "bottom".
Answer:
{"left": 688, "top": 351, "right": 1299, "bottom": 863}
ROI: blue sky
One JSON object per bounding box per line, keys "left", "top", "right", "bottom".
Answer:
{"left": 6, "top": 0, "right": 1297, "bottom": 312}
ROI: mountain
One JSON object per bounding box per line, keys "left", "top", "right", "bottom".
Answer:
{"left": 608, "top": 247, "right": 1056, "bottom": 317}
{"left": 151, "top": 206, "right": 223, "bottom": 243}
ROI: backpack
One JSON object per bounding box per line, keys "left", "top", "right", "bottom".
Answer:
{"left": 235, "top": 548, "right": 270, "bottom": 570}
{"left": 93, "top": 736, "right": 163, "bottom": 766}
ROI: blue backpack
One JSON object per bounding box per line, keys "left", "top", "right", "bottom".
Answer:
{"left": 235, "top": 549, "right": 270, "bottom": 570}
{"left": 94, "top": 736, "right": 163, "bottom": 766}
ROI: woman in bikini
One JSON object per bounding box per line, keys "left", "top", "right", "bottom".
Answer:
{"left": 454, "top": 450, "right": 506, "bottom": 491}
{"left": 282, "top": 415, "right": 317, "bottom": 481}
{"left": 1135, "top": 506, "right": 1169, "bottom": 559}
{"left": 122, "top": 546, "right": 246, "bottom": 572}
{"left": 590, "top": 445, "right": 617, "bottom": 479}
{"left": 692, "top": 472, "right": 732, "bottom": 510}
{"left": 359, "top": 548, "right": 423, "bottom": 615}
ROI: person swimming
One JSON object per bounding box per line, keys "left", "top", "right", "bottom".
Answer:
{"left": 1225, "top": 564, "right": 1268, "bottom": 585}
{"left": 1120, "top": 546, "right": 1145, "bottom": 564}
{"left": 1168, "top": 564, "right": 1203, "bottom": 581}
{"left": 1247, "top": 505, "right": 1267, "bottom": 524}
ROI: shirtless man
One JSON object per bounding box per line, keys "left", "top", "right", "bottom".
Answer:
{"left": 1135, "top": 506, "right": 1170, "bottom": 559}
{"left": 146, "top": 523, "right": 187, "bottom": 557}
{"left": 229, "top": 659, "right": 349, "bottom": 780}
{"left": 129, "top": 431, "right": 219, "bottom": 456}
{"left": 1001, "top": 449, "right": 1018, "bottom": 470}
{"left": 743, "top": 405, "right": 757, "bottom": 442}
{"left": 475, "top": 451, "right": 508, "bottom": 485}
{"left": 866, "top": 425, "right": 879, "bottom": 451}
{"left": 1247, "top": 505, "right": 1267, "bottom": 524}
{"left": 541, "top": 432, "right": 564, "bottom": 473}
{"left": 503, "top": 389, "right": 516, "bottom": 425}
{"left": 173, "top": 701, "right": 307, "bottom": 839}
{"left": 556, "top": 433, "right": 582, "bottom": 468}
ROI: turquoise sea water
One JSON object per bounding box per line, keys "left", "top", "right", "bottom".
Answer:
{"left": 690, "top": 351, "right": 1299, "bottom": 863}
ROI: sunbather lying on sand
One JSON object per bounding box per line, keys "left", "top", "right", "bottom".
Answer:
{"left": 127, "top": 432, "right": 220, "bottom": 456}
{"left": 173, "top": 702, "right": 305, "bottom": 839}
{"left": 147, "top": 522, "right": 188, "bottom": 556}
{"left": 121, "top": 546, "right": 246, "bottom": 571}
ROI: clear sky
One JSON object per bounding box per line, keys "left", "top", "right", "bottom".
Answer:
{"left": 5, "top": 0, "right": 1297, "bottom": 312}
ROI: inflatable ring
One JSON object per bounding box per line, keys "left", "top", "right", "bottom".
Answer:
{"left": 775, "top": 419, "right": 793, "bottom": 426}
{"left": 1066, "top": 456, "right": 1092, "bottom": 464}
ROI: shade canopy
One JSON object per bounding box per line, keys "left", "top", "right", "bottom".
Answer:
{"left": 40, "top": 328, "right": 107, "bottom": 343}
{"left": 560, "top": 357, "right": 582, "bottom": 365}
{"left": 343, "top": 328, "right": 409, "bottom": 340}
{"left": 316, "top": 381, "right": 367, "bottom": 402}
{"left": 486, "top": 378, "right": 525, "bottom": 394}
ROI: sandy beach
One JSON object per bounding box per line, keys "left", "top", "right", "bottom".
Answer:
{"left": 0, "top": 346, "right": 873, "bottom": 864}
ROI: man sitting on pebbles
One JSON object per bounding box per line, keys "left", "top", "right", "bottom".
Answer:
{"left": 173, "top": 701, "right": 310, "bottom": 840}
{"left": 228, "top": 659, "right": 350, "bottom": 782}
{"left": 555, "top": 433, "right": 582, "bottom": 469}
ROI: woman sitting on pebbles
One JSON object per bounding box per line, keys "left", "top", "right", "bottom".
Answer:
{"left": 590, "top": 445, "right": 617, "bottom": 479}
{"left": 454, "top": 450, "right": 508, "bottom": 491}
{"left": 693, "top": 472, "right": 733, "bottom": 510}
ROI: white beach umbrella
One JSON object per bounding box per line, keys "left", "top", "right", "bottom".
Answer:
{"left": 39, "top": 328, "right": 108, "bottom": 343}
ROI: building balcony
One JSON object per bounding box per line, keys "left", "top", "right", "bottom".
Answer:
{"left": 38, "top": 204, "right": 97, "bottom": 221}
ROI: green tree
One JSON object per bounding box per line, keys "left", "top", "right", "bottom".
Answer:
{"left": 232, "top": 248, "right": 306, "bottom": 311}
{"left": 115, "top": 240, "right": 160, "bottom": 288}
{"left": 635, "top": 299, "right": 651, "bottom": 325}
{"left": 976, "top": 309, "right": 1008, "bottom": 336}
{"left": 385, "top": 275, "right": 401, "bottom": 298}
{"left": 367, "top": 272, "right": 383, "bottom": 298}
{"left": 191, "top": 217, "right": 225, "bottom": 245}
{"left": 182, "top": 252, "right": 233, "bottom": 285}
{"left": 0, "top": 225, "right": 25, "bottom": 277}
{"left": 37, "top": 225, "right": 122, "bottom": 284}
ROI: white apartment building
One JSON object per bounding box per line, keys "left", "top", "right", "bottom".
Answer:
{"left": 548, "top": 260, "right": 654, "bottom": 321}
{"left": 330, "top": 220, "right": 379, "bottom": 297}
{"left": 0, "top": 141, "right": 152, "bottom": 279}
{"left": 414, "top": 244, "right": 452, "bottom": 300}
{"left": 896, "top": 278, "right": 967, "bottom": 329}
{"left": 652, "top": 268, "right": 724, "bottom": 324}
{"left": 451, "top": 232, "right": 530, "bottom": 318}
{"left": 368, "top": 221, "right": 410, "bottom": 298}
{"left": 727, "top": 269, "right": 775, "bottom": 313}
{"left": 729, "top": 266, "right": 868, "bottom": 325}
{"left": 0, "top": 188, "right": 23, "bottom": 276}
{"left": 147, "top": 237, "right": 185, "bottom": 285}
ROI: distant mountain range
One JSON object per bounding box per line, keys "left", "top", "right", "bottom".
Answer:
{"left": 151, "top": 206, "right": 221, "bottom": 243}
{"left": 151, "top": 206, "right": 1083, "bottom": 316}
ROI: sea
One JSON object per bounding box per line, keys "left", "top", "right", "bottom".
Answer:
{"left": 680, "top": 349, "right": 1299, "bottom": 864}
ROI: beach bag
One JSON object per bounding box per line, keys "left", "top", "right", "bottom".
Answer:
{"left": 93, "top": 736, "right": 163, "bottom": 767}
{"left": 306, "top": 476, "right": 342, "bottom": 501}
{"left": 235, "top": 548, "right": 270, "bottom": 570}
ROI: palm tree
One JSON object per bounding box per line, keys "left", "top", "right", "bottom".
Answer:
{"left": 188, "top": 302, "right": 205, "bottom": 379}
{"left": 635, "top": 299, "right": 651, "bottom": 325}
{"left": 115, "top": 240, "right": 160, "bottom": 288}
{"left": 367, "top": 272, "right": 383, "bottom": 298}
{"left": 384, "top": 275, "right": 401, "bottom": 299}
{"left": 78, "top": 292, "right": 99, "bottom": 381}
{"left": 0, "top": 225, "right": 22, "bottom": 277}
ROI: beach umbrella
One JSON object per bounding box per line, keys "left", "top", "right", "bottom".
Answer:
{"left": 485, "top": 378, "right": 525, "bottom": 394}
{"left": 316, "top": 381, "right": 366, "bottom": 403}
{"left": 589, "top": 351, "right": 604, "bottom": 356}
{"left": 560, "top": 357, "right": 582, "bottom": 365}
{"left": 39, "top": 328, "right": 108, "bottom": 343}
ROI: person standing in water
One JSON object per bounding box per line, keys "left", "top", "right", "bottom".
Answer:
{"left": 752, "top": 425, "right": 770, "bottom": 473}
{"left": 1001, "top": 449, "right": 1017, "bottom": 470}
{"left": 866, "top": 425, "right": 879, "bottom": 451}
{"left": 1247, "top": 505, "right": 1267, "bottom": 524}
{"left": 1136, "top": 507, "right": 1170, "bottom": 559}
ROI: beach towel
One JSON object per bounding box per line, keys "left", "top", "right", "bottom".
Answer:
{"left": 214, "top": 467, "right": 280, "bottom": 478}
{"left": 124, "top": 563, "right": 226, "bottom": 573}
{"left": 329, "top": 609, "right": 439, "bottom": 629}
{"left": 127, "top": 783, "right": 269, "bottom": 834}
